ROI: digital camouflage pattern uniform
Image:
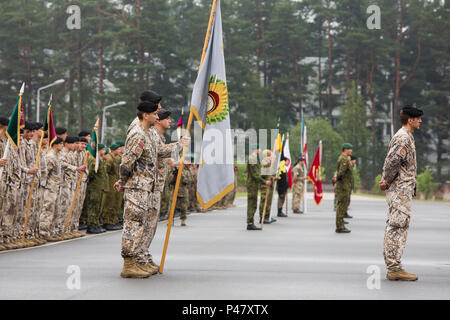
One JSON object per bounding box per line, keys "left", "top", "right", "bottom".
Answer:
{"left": 119, "top": 121, "right": 177, "bottom": 265}
{"left": 101, "top": 154, "right": 121, "bottom": 225}
{"left": 292, "top": 162, "right": 305, "bottom": 212}
{"left": 170, "top": 164, "right": 192, "bottom": 221}
{"left": 40, "top": 149, "right": 61, "bottom": 238}
{"left": 246, "top": 152, "right": 270, "bottom": 224}
{"left": 0, "top": 136, "right": 8, "bottom": 246}
{"left": 59, "top": 148, "right": 77, "bottom": 234}
{"left": 188, "top": 165, "right": 201, "bottom": 212}
{"left": 335, "top": 154, "right": 352, "bottom": 229}
{"left": 382, "top": 127, "right": 417, "bottom": 272}
{"left": 82, "top": 157, "right": 105, "bottom": 228}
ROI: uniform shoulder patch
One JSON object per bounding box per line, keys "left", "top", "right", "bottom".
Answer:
{"left": 396, "top": 146, "right": 407, "bottom": 158}
{"left": 139, "top": 141, "right": 145, "bottom": 148}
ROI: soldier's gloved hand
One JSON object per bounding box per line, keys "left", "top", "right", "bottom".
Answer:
{"left": 379, "top": 180, "right": 388, "bottom": 191}
{"left": 28, "top": 168, "right": 38, "bottom": 175}
{"left": 0, "top": 158, "right": 6, "bottom": 167}
{"left": 178, "top": 136, "right": 191, "bottom": 148}
{"left": 114, "top": 181, "right": 124, "bottom": 192}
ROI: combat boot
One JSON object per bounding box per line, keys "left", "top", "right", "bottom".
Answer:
{"left": 344, "top": 212, "right": 353, "bottom": 219}
{"left": 138, "top": 262, "right": 159, "bottom": 275}
{"left": 293, "top": 209, "right": 303, "bottom": 214}
{"left": 277, "top": 208, "right": 288, "bottom": 217}
{"left": 75, "top": 231, "right": 85, "bottom": 238}
{"left": 247, "top": 223, "right": 261, "bottom": 231}
{"left": 335, "top": 227, "right": 351, "bottom": 233}
{"left": 120, "top": 257, "right": 151, "bottom": 279}
{"left": 181, "top": 218, "right": 186, "bottom": 227}
{"left": 387, "top": 270, "right": 418, "bottom": 281}
{"left": 149, "top": 260, "right": 160, "bottom": 270}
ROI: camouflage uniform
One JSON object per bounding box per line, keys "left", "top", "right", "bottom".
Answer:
{"left": 102, "top": 154, "right": 121, "bottom": 225}
{"left": 259, "top": 154, "right": 274, "bottom": 220}
{"left": 0, "top": 136, "right": 7, "bottom": 245}
{"left": 335, "top": 154, "right": 352, "bottom": 229}
{"left": 40, "top": 149, "right": 61, "bottom": 238}
{"left": 246, "top": 152, "right": 268, "bottom": 224}
{"left": 188, "top": 165, "right": 201, "bottom": 212}
{"left": 169, "top": 164, "right": 192, "bottom": 220}
{"left": 119, "top": 121, "right": 177, "bottom": 264}
{"left": 76, "top": 151, "right": 89, "bottom": 228}
{"left": 160, "top": 171, "right": 172, "bottom": 219}
{"left": 292, "top": 162, "right": 305, "bottom": 212}
{"left": 34, "top": 142, "right": 47, "bottom": 237}
{"left": 382, "top": 127, "right": 417, "bottom": 272}
{"left": 58, "top": 149, "right": 78, "bottom": 234}
{"left": 1, "top": 145, "right": 21, "bottom": 244}
{"left": 82, "top": 157, "right": 105, "bottom": 228}
{"left": 18, "top": 138, "right": 36, "bottom": 240}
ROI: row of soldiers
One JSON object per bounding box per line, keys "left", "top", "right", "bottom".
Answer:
{"left": 246, "top": 145, "right": 306, "bottom": 231}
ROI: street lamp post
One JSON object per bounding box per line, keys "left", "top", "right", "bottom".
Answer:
{"left": 101, "top": 101, "right": 127, "bottom": 144}
{"left": 36, "top": 79, "right": 65, "bottom": 122}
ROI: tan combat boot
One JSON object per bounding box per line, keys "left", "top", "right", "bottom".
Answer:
{"left": 120, "top": 257, "right": 151, "bottom": 278}
{"left": 138, "top": 262, "right": 159, "bottom": 275}
{"left": 387, "top": 269, "right": 418, "bottom": 281}
{"left": 0, "top": 244, "right": 6, "bottom": 251}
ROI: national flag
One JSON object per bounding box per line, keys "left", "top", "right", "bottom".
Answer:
{"left": 307, "top": 141, "right": 323, "bottom": 205}
{"left": 43, "top": 96, "right": 57, "bottom": 148}
{"left": 87, "top": 119, "right": 99, "bottom": 172}
{"left": 190, "top": 0, "right": 234, "bottom": 209}
{"left": 5, "top": 83, "right": 26, "bottom": 149}
{"left": 277, "top": 135, "right": 289, "bottom": 196}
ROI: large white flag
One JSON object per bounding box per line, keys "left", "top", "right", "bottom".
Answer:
{"left": 190, "top": 0, "right": 234, "bottom": 209}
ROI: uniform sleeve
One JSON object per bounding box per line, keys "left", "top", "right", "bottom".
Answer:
{"left": 382, "top": 137, "right": 407, "bottom": 186}
{"left": 19, "top": 146, "right": 31, "bottom": 174}
{"left": 60, "top": 154, "right": 77, "bottom": 172}
{"left": 158, "top": 141, "right": 179, "bottom": 159}
{"left": 119, "top": 133, "right": 144, "bottom": 185}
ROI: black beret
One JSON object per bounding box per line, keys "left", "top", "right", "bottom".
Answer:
{"left": 140, "top": 90, "right": 162, "bottom": 104}
{"left": 20, "top": 129, "right": 24, "bottom": 134}
{"left": 34, "top": 122, "right": 43, "bottom": 130}
{"left": 158, "top": 108, "right": 171, "bottom": 120}
{"left": 79, "top": 137, "right": 88, "bottom": 143}
{"left": 64, "top": 136, "right": 77, "bottom": 144}
{"left": 137, "top": 101, "right": 158, "bottom": 113}
{"left": 24, "top": 121, "right": 34, "bottom": 130}
{"left": 78, "top": 130, "right": 90, "bottom": 137}
{"left": 401, "top": 105, "right": 423, "bottom": 118}
{"left": 55, "top": 127, "right": 67, "bottom": 135}
{"left": 53, "top": 137, "right": 64, "bottom": 145}
{"left": 43, "top": 133, "right": 48, "bottom": 139}
{"left": 0, "top": 117, "right": 9, "bottom": 126}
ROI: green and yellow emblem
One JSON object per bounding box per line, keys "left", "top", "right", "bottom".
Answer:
{"left": 207, "top": 75, "right": 229, "bottom": 124}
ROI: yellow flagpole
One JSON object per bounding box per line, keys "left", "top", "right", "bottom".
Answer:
{"left": 21, "top": 130, "right": 45, "bottom": 242}
{"left": 159, "top": 111, "right": 193, "bottom": 274}
{"left": 159, "top": 0, "right": 218, "bottom": 274}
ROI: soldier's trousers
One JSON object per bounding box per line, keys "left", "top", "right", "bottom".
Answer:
{"left": 137, "top": 192, "right": 161, "bottom": 264}
{"left": 292, "top": 184, "right": 304, "bottom": 211}
{"left": 1, "top": 185, "right": 19, "bottom": 243}
{"left": 83, "top": 188, "right": 103, "bottom": 228}
{"left": 55, "top": 186, "right": 71, "bottom": 234}
{"left": 259, "top": 184, "right": 274, "bottom": 219}
{"left": 277, "top": 192, "right": 286, "bottom": 209}
{"left": 102, "top": 190, "right": 119, "bottom": 225}
{"left": 383, "top": 191, "right": 411, "bottom": 272}
{"left": 121, "top": 189, "right": 158, "bottom": 263}
{"left": 335, "top": 189, "right": 350, "bottom": 229}
{"left": 40, "top": 188, "right": 58, "bottom": 238}
{"left": 246, "top": 182, "right": 262, "bottom": 224}
{"left": 188, "top": 186, "right": 201, "bottom": 211}
{"left": 176, "top": 195, "right": 189, "bottom": 220}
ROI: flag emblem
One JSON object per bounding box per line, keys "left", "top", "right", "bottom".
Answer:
{"left": 206, "top": 76, "right": 229, "bottom": 124}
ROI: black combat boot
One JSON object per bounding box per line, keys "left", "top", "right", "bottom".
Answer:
{"left": 335, "top": 227, "right": 351, "bottom": 233}
{"left": 277, "top": 208, "right": 288, "bottom": 217}
{"left": 247, "top": 223, "right": 261, "bottom": 231}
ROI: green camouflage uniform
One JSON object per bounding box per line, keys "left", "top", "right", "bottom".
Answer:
{"left": 82, "top": 157, "right": 105, "bottom": 228}
{"left": 246, "top": 152, "right": 269, "bottom": 224}
{"left": 101, "top": 154, "right": 120, "bottom": 225}
{"left": 335, "top": 154, "right": 352, "bottom": 229}
{"left": 170, "top": 164, "right": 192, "bottom": 220}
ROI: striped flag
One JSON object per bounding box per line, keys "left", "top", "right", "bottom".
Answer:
{"left": 190, "top": 0, "right": 234, "bottom": 209}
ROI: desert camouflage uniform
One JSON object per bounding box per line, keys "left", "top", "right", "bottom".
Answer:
{"left": 120, "top": 121, "right": 177, "bottom": 265}
{"left": 1, "top": 144, "right": 21, "bottom": 244}
{"left": 0, "top": 136, "right": 7, "bottom": 244}
{"left": 40, "top": 149, "right": 61, "bottom": 238}
{"left": 18, "top": 138, "right": 36, "bottom": 240}
{"left": 33, "top": 142, "right": 48, "bottom": 237}
{"left": 335, "top": 154, "right": 352, "bottom": 229}
{"left": 382, "top": 127, "right": 417, "bottom": 272}
{"left": 58, "top": 149, "right": 77, "bottom": 234}
{"left": 292, "top": 162, "right": 305, "bottom": 212}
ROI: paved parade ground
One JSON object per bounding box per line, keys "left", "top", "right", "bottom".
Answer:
{"left": 1, "top": 193, "right": 449, "bottom": 300}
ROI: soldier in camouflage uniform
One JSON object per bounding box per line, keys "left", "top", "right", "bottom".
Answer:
{"left": 188, "top": 163, "right": 202, "bottom": 212}
{"left": 246, "top": 145, "right": 271, "bottom": 230}
{"left": 170, "top": 159, "right": 193, "bottom": 226}
{"left": 259, "top": 149, "right": 276, "bottom": 224}
{"left": 77, "top": 137, "right": 90, "bottom": 230}
{"left": 101, "top": 143, "right": 122, "bottom": 230}
{"left": 379, "top": 106, "right": 423, "bottom": 281}
{"left": 0, "top": 117, "right": 9, "bottom": 251}
{"left": 292, "top": 157, "right": 305, "bottom": 214}
{"left": 115, "top": 101, "right": 187, "bottom": 278}
{"left": 39, "top": 137, "right": 64, "bottom": 241}
{"left": 335, "top": 143, "right": 353, "bottom": 233}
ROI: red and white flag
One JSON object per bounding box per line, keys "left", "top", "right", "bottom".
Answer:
{"left": 307, "top": 141, "right": 323, "bottom": 205}
{"left": 284, "top": 134, "right": 293, "bottom": 188}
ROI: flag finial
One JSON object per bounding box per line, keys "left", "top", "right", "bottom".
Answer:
{"left": 20, "top": 82, "right": 25, "bottom": 95}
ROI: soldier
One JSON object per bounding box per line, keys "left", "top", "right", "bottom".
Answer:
{"left": 101, "top": 143, "right": 122, "bottom": 230}
{"left": 259, "top": 149, "right": 276, "bottom": 224}
{"left": 74, "top": 137, "right": 89, "bottom": 232}
{"left": 335, "top": 143, "right": 353, "bottom": 233}
{"left": 246, "top": 145, "right": 271, "bottom": 230}
{"left": 160, "top": 158, "right": 176, "bottom": 221}
{"left": 82, "top": 144, "right": 107, "bottom": 234}
{"left": 292, "top": 157, "right": 306, "bottom": 214}
{"left": 39, "top": 137, "right": 64, "bottom": 241}
{"left": 188, "top": 161, "right": 202, "bottom": 212}
{"left": 276, "top": 158, "right": 289, "bottom": 218}
{"left": 0, "top": 117, "right": 9, "bottom": 251}
{"left": 115, "top": 101, "right": 188, "bottom": 278}
{"left": 379, "top": 106, "right": 423, "bottom": 281}
{"left": 170, "top": 159, "right": 193, "bottom": 226}
{"left": 55, "top": 127, "right": 68, "bottom": 141}
{"left": 78, "top": 131, "right": 91, "bottom": 144}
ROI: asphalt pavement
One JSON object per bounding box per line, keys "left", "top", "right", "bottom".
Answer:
{"left": 0, "top": 193, "right": 449, "bottom": 300}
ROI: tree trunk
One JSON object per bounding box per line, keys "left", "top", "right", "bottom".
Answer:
{"left": 98, "top": 4, "right": 104, "bottom": 139}
{"left": 77, "top": 35, "right": 83, "bottom": 132}
{"left": 318, "top": 23, "right": 323, "bottom": 116}
{"left": 327, "top": 7, "right": 333, "bottom": 123}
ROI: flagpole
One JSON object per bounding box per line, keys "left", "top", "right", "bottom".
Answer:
{"left": 199, "top": 0, "right": 218, "bottom": 72}
{"left": 160, "top": 111, "right": 193, "bottom": 274}
{"left": 64, "top": 153, "right": 89, "bottom": 231}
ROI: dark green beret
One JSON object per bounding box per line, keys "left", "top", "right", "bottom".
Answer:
{"left": 140, "top": 90, "right": 162, "bottom": 104}
{"left": 98, "top": 143, "right": 105, "bottom": 150}
{"left": 115, "top": 141, "right": 125, "bottom": 147}
{"left": 342, "top": 143, "right": 353, "bottom": 149}
{"left": 110, "top": 143, "right": 119, "bottom": 151}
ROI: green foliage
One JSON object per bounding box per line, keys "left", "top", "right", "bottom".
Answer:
{"left": 352, "top": 166, "right": 361, "bottom": 191}
{"left": 289, "top": 118, "right": 344, "bottom": 183}
{"left": 417, "top": 167, "right": 439, "bottom": 200}
{"left": 372, "top": 174, "right": 383, "bottom": 195}
{"left": 236, "top": 164, "right": 247, "bottom": 187}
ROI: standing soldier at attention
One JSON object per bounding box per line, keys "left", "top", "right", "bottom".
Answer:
{"left": 170, "top": 158, "right": 192, "bottom": 227}
{"left": 101, "top": 143, "right": 122, "bottom": 230}
{"left": 0, "top": 117, "right": 10, "bottom": 251}
{"left": 379, "top": 106, "right": 423, "bottom": 281}
{"left": 335, "top": 143, "right": 353, "bottom": 233}
{"left": 292, "top": 157, "right": 306, "bottom": 214}
{"left": 259, "top": 149, "right": 276, "bottom": 224}
{"left": 115, "top": 101, "right": 188, "bottom": 279}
